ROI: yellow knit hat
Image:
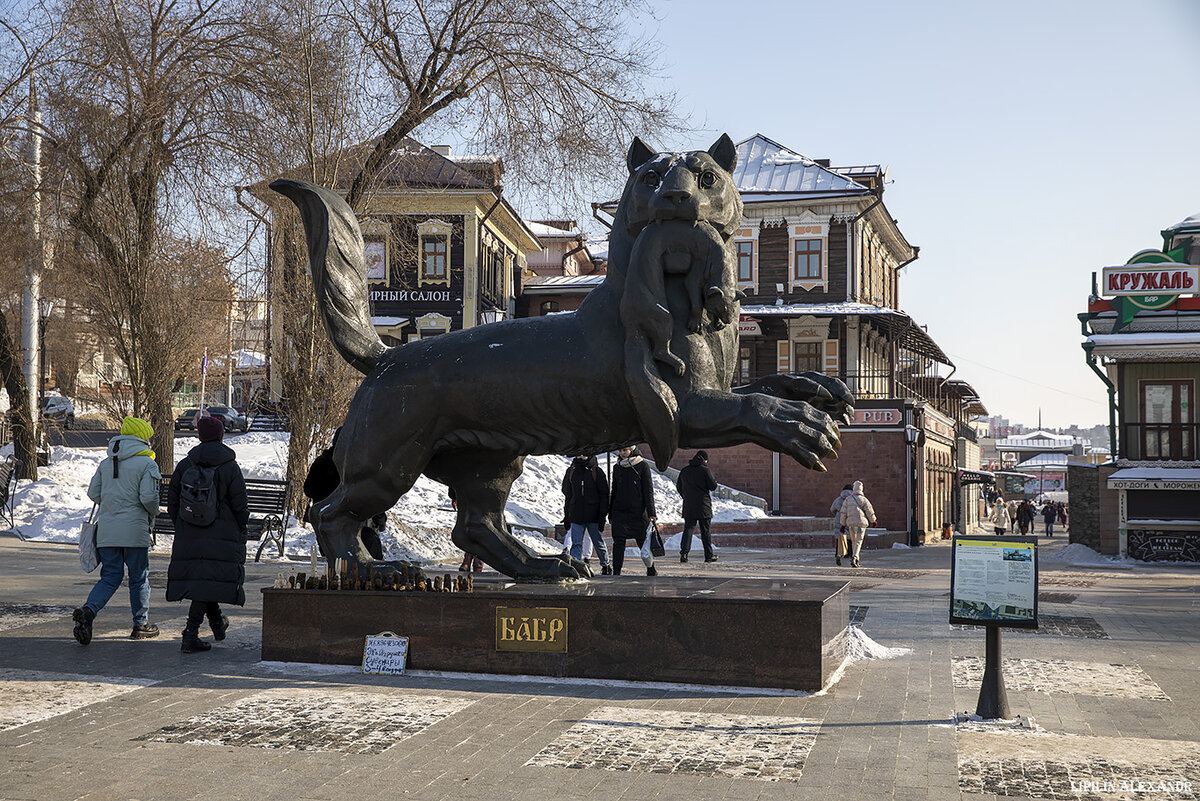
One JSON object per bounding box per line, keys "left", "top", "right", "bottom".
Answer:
{"left": 120, "top": 416, "right": 154, "bottom": 441}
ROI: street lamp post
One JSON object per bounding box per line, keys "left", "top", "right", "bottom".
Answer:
{"left": 38, "top": 298, "right": 53, "bottom": 464}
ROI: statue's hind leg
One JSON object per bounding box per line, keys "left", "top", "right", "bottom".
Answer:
{"left": 426, "top": 450, "right": 591, "bottom": 581}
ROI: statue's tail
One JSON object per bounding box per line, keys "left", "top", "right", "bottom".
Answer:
{"left": 269, "top": 178, "right": 386, "bottom": 374}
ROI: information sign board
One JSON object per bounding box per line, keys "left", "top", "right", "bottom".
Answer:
{"left": 949, "top": 536, "right": 1039, "bottom": 629}
{"left": 362, "top": 631, "right": 409, "bottom": 675}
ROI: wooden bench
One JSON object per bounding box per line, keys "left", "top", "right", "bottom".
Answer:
{"left": 154, "top": 474, "right": 291, "bottom": 562}
{"left": 0, "top": 457, "right": 19, "bottom": 534}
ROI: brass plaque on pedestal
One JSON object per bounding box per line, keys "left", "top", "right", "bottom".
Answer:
{"left": 495, "top": 607, "right": 568, "bottom": 653}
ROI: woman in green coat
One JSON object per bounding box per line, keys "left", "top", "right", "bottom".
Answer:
{"left": 73, "top": 417, "right": 162, "bottom": 645}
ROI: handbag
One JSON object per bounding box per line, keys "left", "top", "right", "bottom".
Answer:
{"left": 649, "top": 521, "right": 666, "bottom": 558}
{"left": 79, "top": 504, "right": 100, "bottom": 573}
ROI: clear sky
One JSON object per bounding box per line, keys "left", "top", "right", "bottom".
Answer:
{"left": 640, "top": 0, "right": 1200, "bottom": 429}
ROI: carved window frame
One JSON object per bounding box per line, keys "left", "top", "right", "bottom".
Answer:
{"left": 418, "top": 219, "right": 452, "bottom": 287}
{"left": 734, "top": 223, "right": 760, "bottom": 294}
{"left": 410, "top": 312, "right": 453, "bottom": 342}
{"left": 788, "top": 215, "right": 829, "bottom": 293}
{"left": 361, "top": 219, "right": 391, "bottom": 286}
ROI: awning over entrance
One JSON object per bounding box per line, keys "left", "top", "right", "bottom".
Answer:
{"left": 958, "top": 469, "right": 994, "bottom": 485}
{"left": 1107, "top": 467, "right": 1200, "bottom": 490}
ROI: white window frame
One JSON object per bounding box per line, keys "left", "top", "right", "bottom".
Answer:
{"left": 788, "top": 215, "right": 829, "bottom": 293}
{"left": 417, "top": 219, "right": 452, "bottom": 287}
{"left": 361, "top": 218, "right": 391, "bottom": 286}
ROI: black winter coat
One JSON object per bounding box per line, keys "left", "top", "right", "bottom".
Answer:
{"left": 676, "top": 456, "right": 717, "bottom": 520}
{"left": 609, "top": 456, "right": 656, "bottom": 541}
{"left": 563, "top": 456, "right": 609, "bottom": 527}
{"left": 166, "top": 441, "right": 250, "bottom": 606}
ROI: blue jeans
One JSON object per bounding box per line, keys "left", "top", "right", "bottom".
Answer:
{"left": 568, "top": 523, "right": 609, "bottom": 567}
{"left": 85, "top": 547, "right": 151, "bottom": 626}
{"left": 1044, "top": 520, "right": 1054, "bottom": 536}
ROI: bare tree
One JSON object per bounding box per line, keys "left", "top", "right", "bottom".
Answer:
{"left": 32, "top": 0, "right": 295, "bottom": 469}
{"left": 338, "top": 0, "right": 680, "bottom": 212}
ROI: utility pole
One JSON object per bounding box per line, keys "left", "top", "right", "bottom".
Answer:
{"left": 21, "top": 76, "right": 43, "bottom": 434}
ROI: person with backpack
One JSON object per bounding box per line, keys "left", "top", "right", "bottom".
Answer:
{"left": 837, "top": 480, "right": 877, "bottom": 568}
{"left": 73, "top": 416, "right": 163, "bottom": 645}
{"left": 676, "top": 450, "right": 718, "bottom": 563}
{"left": 166, "top": 415, "right": 249, "bottom": 653}
{"left": 562, "top": 454, "right": 611, "bottom": 574}
{"left": 608, "top": 445, "right": 658, "bottom": 576}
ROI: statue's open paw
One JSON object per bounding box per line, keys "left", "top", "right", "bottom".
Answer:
{"left": 762, "top": 397, "right": 842, "bottom": 472}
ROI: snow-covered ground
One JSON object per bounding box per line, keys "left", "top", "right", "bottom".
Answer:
{"left": 1, "top": 433, "right": 766, "bottom": 565}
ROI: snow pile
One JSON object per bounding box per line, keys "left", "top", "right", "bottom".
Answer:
{"left": 843, "top": 625, "right": 912, "bottom": 662}
{"left": 1041, "top": 543, "right": 1134, "bottom": 568}
{"left": 2, "top": 433, "right": 767, "bottom": 565}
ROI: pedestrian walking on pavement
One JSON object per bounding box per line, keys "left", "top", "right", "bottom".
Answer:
{"left": 990, "top": 497, "right": 1010, "bottom": 535}
{"left": 73, "top": 416, "right": 163, "bottom": 645}
{"left": 676, "top": 450, "right": 718, "bottom": 563}
{"left": 166, "top": 416, "right": 249, "bottom": 653}
{"left": 1042, "top": 501, "right": 1057, "bottom": 537}
{"left": 608, "top": 445, "right": 658, "bottom": 576}
{"left": 1017, "top": 500, "right": 1035, "bottom": 535}
{"left": 830, "top": 484, "right": 854, "bottom": 565}
{"left": 563, "top": 455, "right": 612, "bottom": 574}
{"left": 838, "top": 480, "right": 877, "bottom": 568}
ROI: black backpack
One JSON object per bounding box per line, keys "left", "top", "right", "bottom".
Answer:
{"left": 178, "top": 463, "right": 219, "bottom": 526}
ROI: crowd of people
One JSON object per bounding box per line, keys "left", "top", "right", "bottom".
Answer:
{"left": 985, "top": 490, "right": 1067, "bottom": 537}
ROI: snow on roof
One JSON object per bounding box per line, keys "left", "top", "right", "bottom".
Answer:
{"left": 372, "top": 316, "right": 408, "bottom": 327}
{"left": 1010, "top": 453, "right": 1069, "bottom": 470}
{"left": 526, "top": 220, "right": 581, "bottom": 238}
{"left": 733, "top": 134, "right": 870, "bottom": 195}
{"left": 210, "top": 350, "right": 267, "bottom": 370}
{"left": 1108, "top": 466, "right": 1200, "bottom": 481}
{"left": 1087, "top": 331, "right": 1200, "bottom": 347}
{"left": 741, "top": 301, "right": 898, "bottom": 316}
{"left": 1162, "top": 213, "right": 1200, "bottom": 233}
{"left": 996, "top": 430, "right": 1081, "bottom": 450}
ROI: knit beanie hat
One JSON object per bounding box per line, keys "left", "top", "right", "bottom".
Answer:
{"left": 120, "top": 416, "right": 154, "bottom": 442}
{"left": 197, "top": 415, "right": 225, "bottom": 442}
{"left": 696, "top": 450, "right": 709, "bottom": 462}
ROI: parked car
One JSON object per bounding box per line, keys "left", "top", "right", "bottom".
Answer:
{"left": 41, "top": 396, "right": 75, "bottom": 429}
{"left": 174, "top": 409, "right": 201, "bottom": 431}
{"left": 204, "top": 406, "right": 248, "bottom": 433}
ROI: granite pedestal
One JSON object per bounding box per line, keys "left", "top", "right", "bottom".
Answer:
{"left": 261, "top": 576, "right": 850, "bottom": 691}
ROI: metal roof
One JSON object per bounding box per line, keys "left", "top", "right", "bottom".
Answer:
{"left": 522, "top": 275, "right": 606, "bottom": 293}
{"left": 733, "top": 134, "right": 871, "bottom": 195}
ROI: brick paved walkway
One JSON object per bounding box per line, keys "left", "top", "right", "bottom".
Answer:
{"left": 1, "top": 535, "right": 1197, "bottom": 801}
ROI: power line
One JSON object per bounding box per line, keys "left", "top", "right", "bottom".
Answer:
{"left": 943, "top": 351, "right": 1105, "bottom": 406}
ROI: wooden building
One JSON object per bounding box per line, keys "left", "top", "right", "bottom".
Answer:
{"left": 1076, "top": 214, "right": 1200, "bottom": 561}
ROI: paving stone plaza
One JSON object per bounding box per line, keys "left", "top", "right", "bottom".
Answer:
{"left": 1, "top": 537, "right": 1197, "bottom": 801}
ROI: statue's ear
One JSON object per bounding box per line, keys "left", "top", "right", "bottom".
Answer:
{"left": 627, "top": 137, "right": 656, "bottom": 174}
{"left": 708, "top": 134, "right": 737, "bottom": 173}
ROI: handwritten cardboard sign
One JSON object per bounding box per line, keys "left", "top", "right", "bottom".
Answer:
{"left": 362, "top": 631, "right": 409, "bottom": 675}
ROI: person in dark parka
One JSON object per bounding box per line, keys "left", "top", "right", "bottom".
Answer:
{"left": 167, "top": 416, "right": 249, "bottom": 653}
{"left": 676, "top": 450, "right": 718, "bottom": 563}
{"left": 562, "top": 455, "right": 611, "bottom": 574}
{"left": 608, "top": 445, "right": 658, "bottom": 576}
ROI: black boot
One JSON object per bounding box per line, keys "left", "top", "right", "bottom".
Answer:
{"left": 680, "top": 553, "right": 688, "bottom": 563}
{"left": 181, "top": 629, "right": 212, "bottom": 653}
{"left": 72, "top": 607, "right": 94, "bottom": 646}
{"left": 130, "top": 623, "right": 160, "bottom": 640}
{"left": 209, "top": 614, "right": 229, "bottom": 641}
